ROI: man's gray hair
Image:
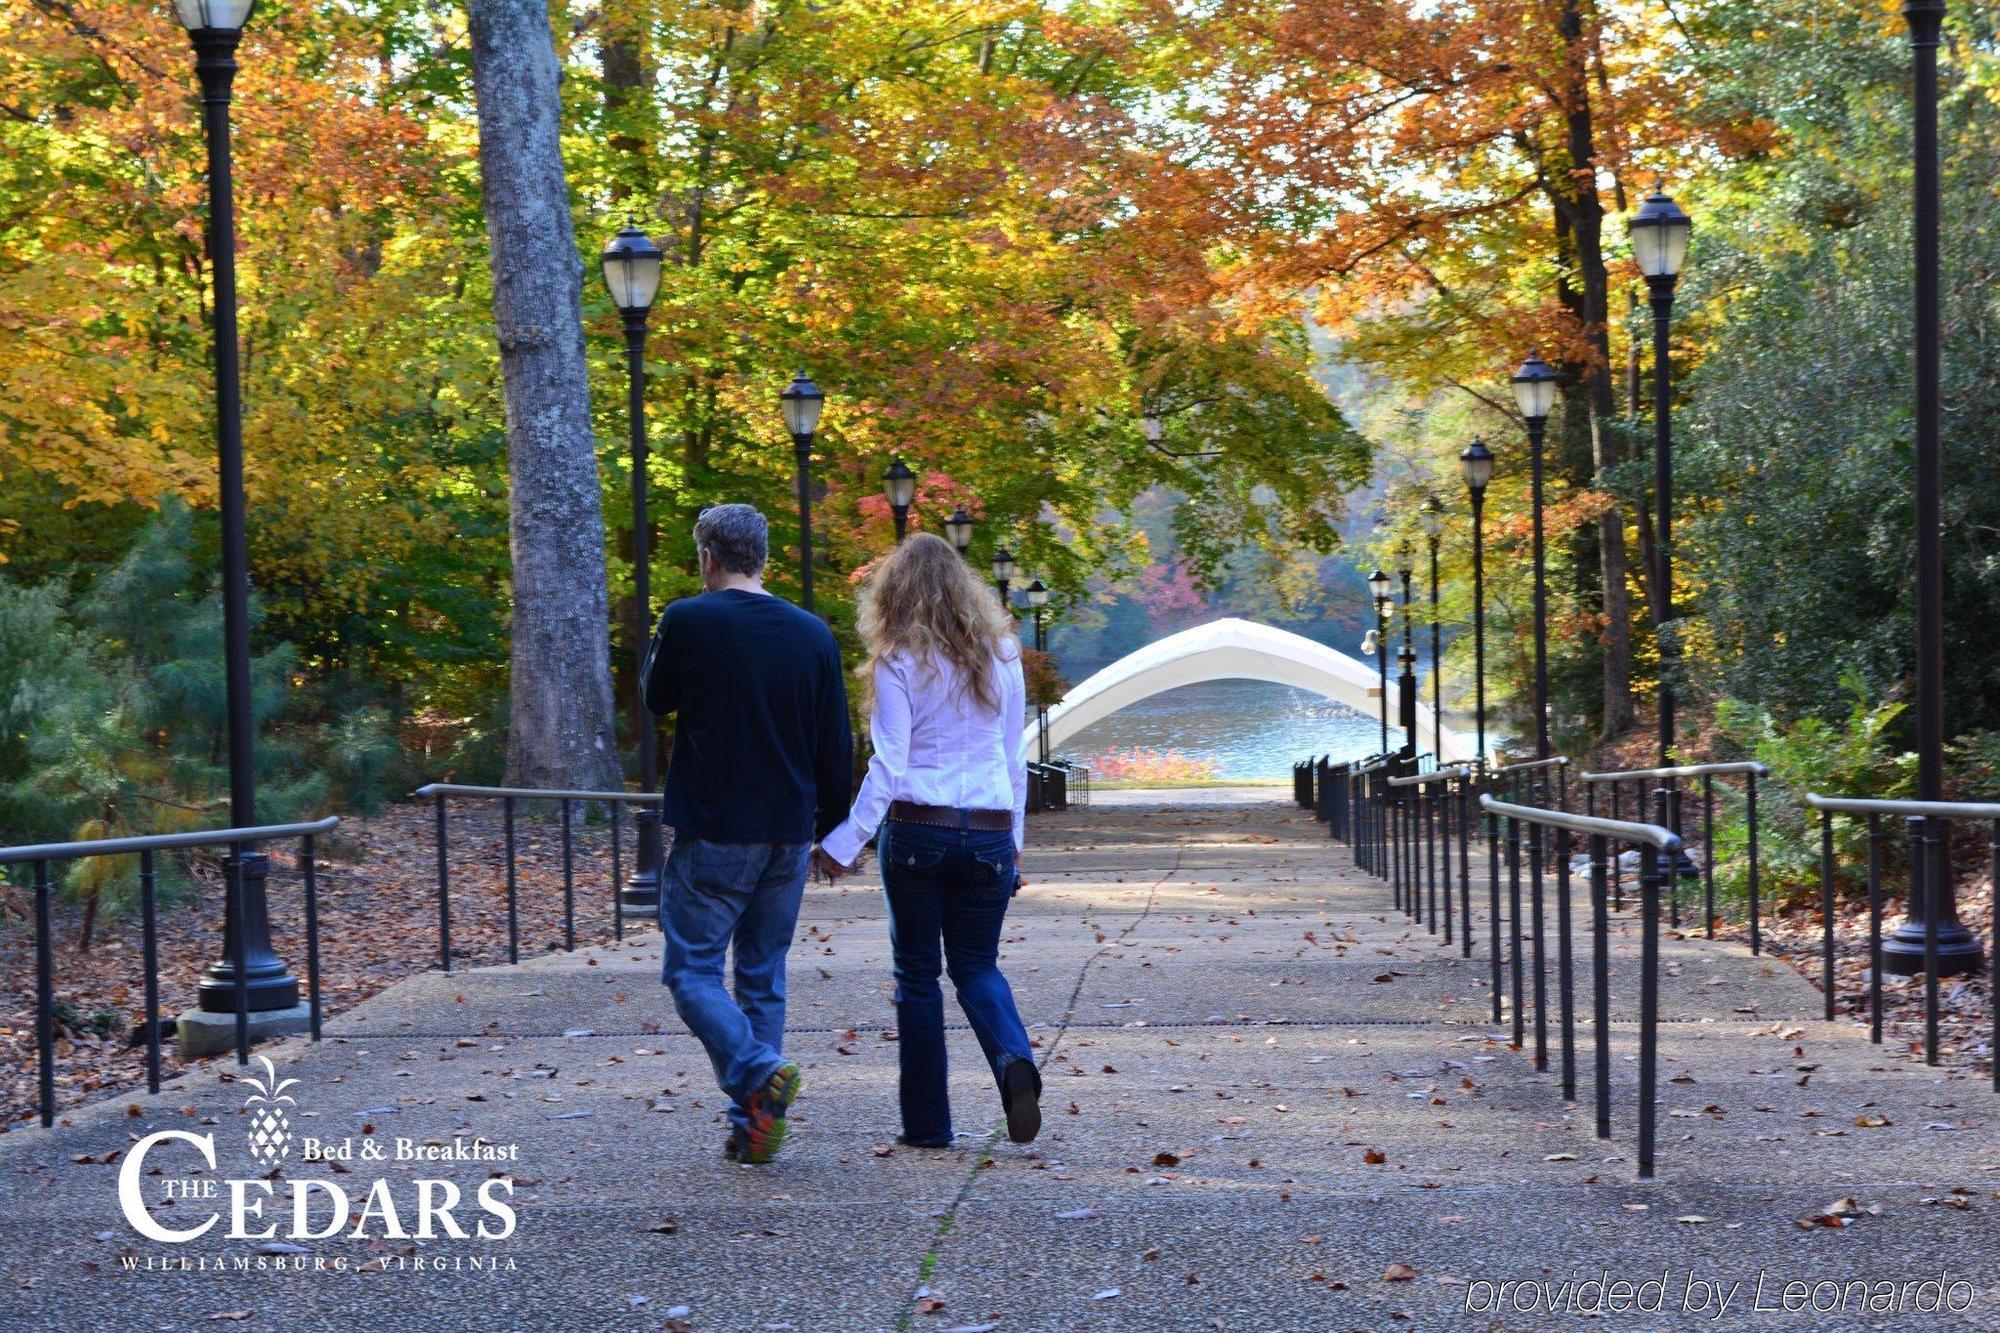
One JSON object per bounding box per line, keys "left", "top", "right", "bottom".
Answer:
{"left": 694, "top": 503, "right": 768, "bottom": 576}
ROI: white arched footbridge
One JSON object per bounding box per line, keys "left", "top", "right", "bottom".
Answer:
{"left": 1044, "top": 617, "right": 1472, "bottom": 763}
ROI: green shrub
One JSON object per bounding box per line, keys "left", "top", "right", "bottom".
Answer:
{"left": 1708, "top": 673, "right": 1913, "bottom": 909}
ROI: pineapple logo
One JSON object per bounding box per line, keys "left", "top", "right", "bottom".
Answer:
{"left": 241, "top": 1056, "right": 300, "bottom": 1168}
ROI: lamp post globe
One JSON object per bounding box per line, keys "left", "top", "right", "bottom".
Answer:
{"left": 1629, "top": 187, "right": 1693, "bottom": 284}
{"left": 601, "top": 224, "right": 664, "bottom": 318}
{"left": 1419, "top": 494, "right": 1445, "bottom": 542}
{"left": 945, "top": 506, "right": 976, "bottom": 558}
{"left": 883, "top": 459, "right": 916, "bottom": 542}
{"left": 175, "top": 0, "right": 255, "bottom": 28}
{"left": 1459, "top": 437, "right": 1494, "bottom": 494}
{"left": 602, "top": 223, "right": 665, "bottom": 908}
{"left": 779, "top": 372, "right": 825, "bottom": 612}
{"left": 991, "top": 546, "right": 1019, "bottom": 604}
{"left": 1510, "top": 351, "right": 1558, "bottom": 422}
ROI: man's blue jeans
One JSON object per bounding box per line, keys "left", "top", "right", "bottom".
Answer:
{"left": 659, "top": 837, "right": 810, "bottom": 1137}
{"left": 879, "top": 820, "right": 1035, "bottom": 1145}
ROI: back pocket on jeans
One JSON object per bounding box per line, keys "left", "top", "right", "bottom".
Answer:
{"left": 883, "top": 825, "right": 948, "bottom": 874}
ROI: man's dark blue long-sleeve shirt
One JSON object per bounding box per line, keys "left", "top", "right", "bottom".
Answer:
{"left": 643, "top": 587, "right": 853, "bottom": 844}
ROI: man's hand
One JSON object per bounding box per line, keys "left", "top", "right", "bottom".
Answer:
{"left": 810, "top": 847, "right": 847, "bottom": 882}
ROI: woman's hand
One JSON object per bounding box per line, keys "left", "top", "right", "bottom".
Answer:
{"left": 810, "top": 847, "right": 848, "bottom": 882}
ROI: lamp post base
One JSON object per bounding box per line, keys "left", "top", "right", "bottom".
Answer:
{"left": 177, "top": 1002, "right": 311, "bottom": 1060}
{"left": 197, "top": 852, "right": 302, "bottom": 1014}
{"left": 1880, "top": 922, "right": 1984, "bottom": 978}
{"left": 618, "top": 809, "right": 665, "bottom": 911}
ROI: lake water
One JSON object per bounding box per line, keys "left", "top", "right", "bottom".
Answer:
{"left": 1058, "top": 679, "right": 1386, "bottom": 781}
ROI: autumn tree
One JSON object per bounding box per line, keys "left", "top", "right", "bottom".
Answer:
{"left": 468, "top": 0, "right": 621, "bottom": 789}
{"left": 1177, "top": 0, "right": 1698, "bottom": 737}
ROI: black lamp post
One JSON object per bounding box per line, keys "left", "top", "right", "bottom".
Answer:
{"left": 602, "top": 223, "right": 665, "bottom": 908}
{"left": 991, "top": 547, "right": 1019, "bottom": 606}
{"left": 1026, "top": 578, "right": 1051, "bottom": 764}
{"left": 1888, "top": 0, "right": 1981, "bottom": 976}
{"left": 1421, "top": 496, "right": 1445, "bottom": 762}
{"left": 884, "top": 460, "right": 915, "bottom": 542}
{"left": 780, "top": 372, "right": 825, "bottom": 613}
{"left": 945, "top": 506, "right": 976, "bottom": 560}
{"left": 1460, "top": 439, "right": 1495, "bottom": 767}
{"left": 1510, "top": 351, "right": 1558, "bottom": 760}
{"left": 1396, "top": 541, "right": 1418, "bottom": 758}
{"left": 1631, "top": 187, "right": 1692, "bottom": 769}
{"left": 1367, "top": 568, "right": 1392, "bottom": 754}
{"left": 178, "top": 0, "right": 300, "bottom": 1022}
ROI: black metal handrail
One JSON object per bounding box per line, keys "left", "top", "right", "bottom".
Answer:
{"left": 1803, "top": 792, "right": 2000, "bottom": 1084}
{"left": 1387, "top": 764, "right": 1473, "bottom": 786}
{"left": 413, "top": 783, "right": 661, "bottom": 969}
{"left": 1491, "top": 756, "right": 1571, "bottom": 775}
{"left": 1580, "top": 761, "right": 1770, "bottom": 949}
{"left": 1489, "top": 754, "right": 1570, "bottom": 818}
{"left": 1482, "top": 796, "right": 1682, "bottom": 1179}
{"left": 1388, "top": 766, "right": 1475, "bottom": 950}
{"left": 1, "top": 816, "right": 340, "bottom": 1128}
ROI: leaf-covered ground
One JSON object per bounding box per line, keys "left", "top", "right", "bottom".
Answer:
{"left": 1, "top": 800, "right": 649, "bottom": 1129}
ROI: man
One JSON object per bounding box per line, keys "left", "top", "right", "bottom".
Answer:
{"left": 644, "top": 504, "right": 852, "bottom": 1164}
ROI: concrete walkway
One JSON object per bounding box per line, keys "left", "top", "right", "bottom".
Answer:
{"left": 4, "top": 796, "right": 1998, "bottom": 1331}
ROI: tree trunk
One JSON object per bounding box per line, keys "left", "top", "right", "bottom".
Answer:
{"left": 1558, "top": 0, "right": 1635, "bottom": 737}
{"left": 468, "top": 0, "right": 621, "bottom": 790}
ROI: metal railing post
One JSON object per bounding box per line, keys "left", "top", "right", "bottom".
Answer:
{"left": 1590, "top": 833, "right": 1611, "bottom": 1139}
{"left": 562, "top": 798, "right": 576, "bottom": 952}
{"left": 1701, "top": 774, "right": 1715, "bottom": 937}
{"left": 504, "top": 796, "right": 519, "bottom": 965}
{"left": 1820, "top": 811, "right": 1838, "bottom": 1022}
{"left": 34, "top": 859, "right": 54, "bottom": 1128}
{"left": 612, "top": 801, "right": 625, "bottom": 944}
{"left": 435, "top": 791, "right": 452, "bottom": 973}
{"left": 1508, "top": 814, "right": 1525, "bottom": 1049}
{"left": 1638, "top": 840, "right": 1663, "bottom": 1181}
{"left": 1747, "top": 774, "right": 1761, "bottom": 953}
{"left": 229, "top": 855, "right": 249, "bottom": 1066}
{"left": 1923, "top": 815, "right": 1944, "bottom": 1066}
{"left": 1458, "top": 776, "right": 1472, "bottom": 957}
{"left": 302, "top": 834, "right": 322, "bottom": 1042}
{"left": 1555, "top": 826, "right": 1576, "bottom": 1101}
{"left": 1529, "top": 815, "right": 1548, "bottom": 1071}
{"left": 1488, "top": 800, "right": 1503, "bottom": 1024}
{"left": 141, "top": 849, "right": 161, "bottom": 1094}
{"left": 1867, "top": 814, "right": 1885, "bottom": 1044}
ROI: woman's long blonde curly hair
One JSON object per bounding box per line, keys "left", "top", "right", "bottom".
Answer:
{"left": 856, "top": 532, "right": 1017, "bottom": 714}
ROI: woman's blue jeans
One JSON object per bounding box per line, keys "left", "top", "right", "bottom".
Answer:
{"left": 879, "top": 819, "right": 1035, "bottom": 1144}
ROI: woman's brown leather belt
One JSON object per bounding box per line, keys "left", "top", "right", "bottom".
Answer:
{"left": 886, "top": 801, "right": 1013, "bottom": 831}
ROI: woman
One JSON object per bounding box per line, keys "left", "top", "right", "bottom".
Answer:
{"left": 817, "top": 533, "right": 1042, "bottom": 1147}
